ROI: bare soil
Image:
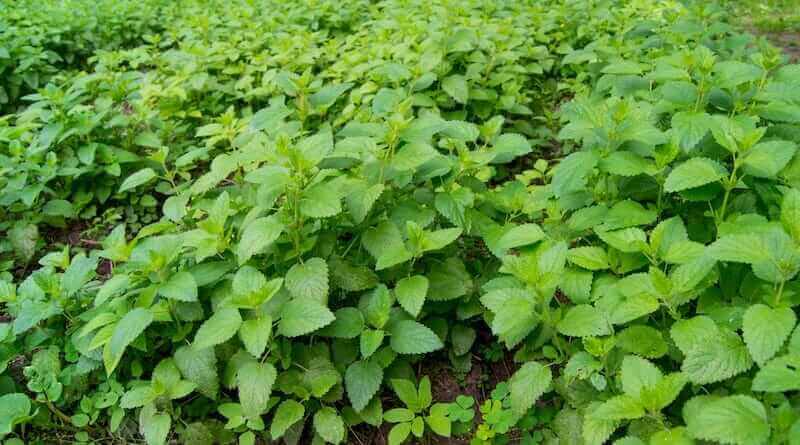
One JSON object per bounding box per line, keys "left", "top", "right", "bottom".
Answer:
{"left": 347, "top": 350, "right": 520, "bottom": 445}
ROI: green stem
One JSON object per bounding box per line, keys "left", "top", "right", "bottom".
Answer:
{"left": 775, "top": 279, "right": 786, "bottom": 306}
{"left": 717, "top": 156, "right": 739, "bottom": 226}
{"left": 694, "top": 77, "right": 705, "bottom": 112}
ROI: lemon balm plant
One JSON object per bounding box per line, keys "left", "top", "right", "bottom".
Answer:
{"left": 1, "top": 0, "right": 800, "bottom": 444}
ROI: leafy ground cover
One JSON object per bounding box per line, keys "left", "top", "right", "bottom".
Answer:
{"left": 723, "top": 0, "right": 800, "bottom": 61}
{"left": 1, "top": 0, "right": 800, "bottom": 444}
{"left": 726, "top": 0, "right": 800, "bottom": 33}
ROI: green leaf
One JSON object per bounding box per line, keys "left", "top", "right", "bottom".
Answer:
{"left": 345, "top": 360, "right": 383, "bottom": 411}
{"left": 417, "top": 376, "right": 432, "bottom": 409}
{"left": 363, "top": 221, "right": 412, "bottom": 270}
{"left": 278, "top": 299, "right": 335, "bottom": 337}
{"left": 271, "top": 400, "right": 305, "bottom": 440}
{"left": 174, "top": 345, "right": 219, "bottom": 399}
{"left": 388, "top": 422, "right": 411, "bottom": 445}
{"left": 741, "top": 140, "right": 797, "bottom": 178}
{"left": 318, "top": 308, "right": 364, "bottom": 339}
{"left": 616, "top": 325, "right": 668, "bottom": 358}
{"left": 314, "top": 407, "right": 345, "bottom": 444}
{"left": 671, "top": 111, "right": 711, "bottom": 150}
{"left": 752, "top": 353, "right": 800, "bottom": 392}
{"left": 442, "top": 75, "right": 468, "bottom": 104}
{"left": 427, "top": 258, "right": 472, "bottom": 301}
{"left": 61, "top": 253, "right": 98, "bottom": 297}
{"left": 442, "top": 121, "right": 479, "bottom": 142}
{"left": 664, "top": 157, "right": 727, "bottom": 192}
{"left": 237, "top": 216, "right": 283, "bottom": 265}
{"left": 650, "top": 427, "right": 695, "bottom": 445}
{"left": 395, "top": 275, "right": 428, "bottom": 318}
{"left": 346, "top": 183, "right": 384, "bottom": 224}
{"left": 620, "top": 355, "right": 662, "bottom": 399}
{"left": 310, "top": 83, "right": 353, "bottom": 109}
{"left": 685, "top": 395, "right": 770, "bottom": 445}
{"left": 496, "top": 224, "right": 546, "bottom": 250}
{"left": 420, "top": 227, "right": 462, "bottom": 253}
{"left": 329, "top": 258, "right": 379, "bottom": 292}
{"left": 362, "top": 284, "right": 393, "bottom": 329}
{"left": 152, "top": 359, "right": 194, "bottom": 399}
{"left": 590, "top": 395, "right": 644, "bottom": 420}
{"left": 9, "top": 223, "right": 38, "bottom": 262}
{"left": 596, "top": 228, "right": 648, "bottom": 253}
{"left": 614, "top": 438, "right": 646, "bottom": 445}
{"left": 640, "top": 373, "right": 687, "bottom": 412}
{"left": 119, "top": 168, "right": 157, "bottom": 193}
{"left": 360, "top": 329, "right": 385, "bottom": 358}
{"left": 742, "top": 304, "right": 796, "bottom": 365}
{"left": 134, "top": 131, "right": 161, "bottom": 148}
{"left": 193, "top": 307, "right": 242, "bottom": 349}
{"left": 602, "top": 60, "right": 647, "bottom": 74}
{"left": 598, "top": 151, "right": 657, "bottom": 176}
{"left": 238, "top": 362, "right": 276, "bottom": 419}
{"left": 781, "top": 188, "right": 800, "bottom": 242}
{"left": 120, "top": 386, "right": 157, "bottom": 409}
{"left": 582, "top": 403, "right": 618, "bottom": 445}
{"left": 44, "top": 189, "right": 72, "bottom": 219}
{"left": 434, "top": 190, "right": 471, "bottom": 228}
{"left": 285, "top": 258, "right": 329, "bottom": 304}
{"left": 509, "top": 362, "right": 552, "bottom": 416}
{"left": 597, "top": 200, "right": 657, "bottom": 231}
{"left": 552, "top": 151, "right": 599, "bottom": 198}
{"left": 710, "top": 234, "right": 770, "bottom": 264}
{"left": 231, "top": 266, "right": 270, "bottom": 304}
{"left": 139, "top": 404, "right": 170, "bottom": 445}
{"left": 491, "top": 133, "right": 531, "bottom": 163}
{"left": 713, "top": 61, "right": 763, "bottom": 88}
{"left": 297, "top": 129, "right": 334, "bottom": 167}
{"left": 557, "top": 305, "right": 611, "bottom": 337}
{"left": 567, "top": 246, "right": 610, "bottom": 270}
{"left": 679, "top": 328, "right": 753, "bottom": 385}
{"left": 0, "top": 393, "right": 31, "bottom": 436}
{"left": 757, "top": 101, "right": 800, "bottom": 123}
{"left": 670, "top": 316, "right": 717, "bottom": 353}
{"left": 389, "top": 320, "right": 444, "bottom": 354}
{"left": 450, "top": 324, "right": 476, "bottom": 356}
{"left": 104, "top": 308, "right": 153, "bottom": 375}
{"left": 238, "top": 316, "right": 272, "bottom": 358}
{"left": 425, "top": 404, "right": 452, "bottom": 437}
{"left": 560, "top": 268, "right": 592, "bottom": 304}
{"left": 300, "top": 183, "right": 342, "bottom": 218}
{"left": 649, "top": 216, "right": 688, "bottom": 259}
{"left": 552, "top": 409, "right": 583, "bottom": 445}
{"left": 393, "top": 142, "right": 438, "bottom": 171}
{"left": 391, "top": 379, "right": 420, "bottom": 411}
{"left": 372, "top": 88, "right": 404, "bottom": 115}
{"left": 481, "top": 288, "right": 538, "bottom": 348}
{"left": 159, "top": 271, "right": 198, "bottom": 302}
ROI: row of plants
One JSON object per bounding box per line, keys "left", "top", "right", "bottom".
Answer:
{"left": 0, "top": 0, "right": 571, "bottom": 277}
{"left": 0, "top": 0, "right": 174, "bottom": 111}
{"left": 2, "top": 0, "right": 800, "bottom": 444}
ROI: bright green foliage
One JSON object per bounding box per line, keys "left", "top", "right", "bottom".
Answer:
{"left": 384, "top": 376, "right": 451, "bottom": 444}
{"left": 743, "top": 305, "right": 797, "bottom": 364}
{"left": 0, "top": 394, "right": 31, "bottom": 437}
{"left": 685, "top": 396, "right": 771, "bottom": 445}
{"left": 1, "top": 0, "right": 800, "bottom": 444}
{"left": 508, "top": 362, "right": 552, "bottom": 416}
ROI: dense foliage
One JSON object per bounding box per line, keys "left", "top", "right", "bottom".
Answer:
{"left": 2, "top": 0, "right": 800, "bottom": 444}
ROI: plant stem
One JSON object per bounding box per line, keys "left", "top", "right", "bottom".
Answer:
{"left": 717, "top": 155, "right": 739, "bottom": 226}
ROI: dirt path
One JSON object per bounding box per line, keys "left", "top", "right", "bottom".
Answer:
{"left": 767, "top": 30, "right": 800, "bottom": 61}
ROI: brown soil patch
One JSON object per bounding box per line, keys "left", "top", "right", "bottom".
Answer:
{"left": 347, "top": 349, "right": 521, "bottom": 445}
{"left": 768, "top": 31, "right": 800, "bottom": 61}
